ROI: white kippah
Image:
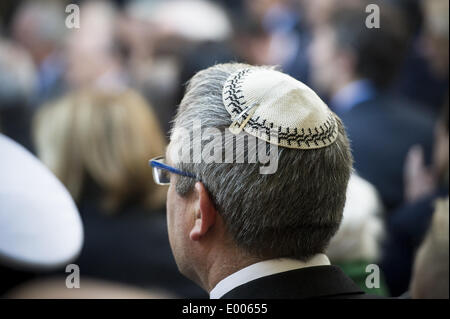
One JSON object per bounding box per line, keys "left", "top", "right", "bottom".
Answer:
{"left": 222, "top": 68, "right": 339, "bottom": 149}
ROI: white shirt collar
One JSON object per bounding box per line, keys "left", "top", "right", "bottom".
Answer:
{"left": 209, "top": 254, "right": 330, "bottom": 299}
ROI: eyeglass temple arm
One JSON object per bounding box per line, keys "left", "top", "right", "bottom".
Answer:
{"left": 149, "top": 160, "right": 196, "bottom": 179}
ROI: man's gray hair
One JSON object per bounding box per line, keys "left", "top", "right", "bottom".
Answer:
{"left": 170, "top": 63, "right": 353, "bottom": 260}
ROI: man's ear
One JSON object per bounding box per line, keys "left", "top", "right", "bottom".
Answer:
{"left": 189, "top": 182, "right": 217, "bottom": 241}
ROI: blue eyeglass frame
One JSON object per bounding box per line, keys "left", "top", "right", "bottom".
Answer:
{"left": 149, "top": 156, "right": 196, "bottom": 181}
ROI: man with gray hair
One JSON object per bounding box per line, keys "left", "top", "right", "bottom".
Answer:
{"left": 150, "top": 63, "right": 377, "bottom": 298}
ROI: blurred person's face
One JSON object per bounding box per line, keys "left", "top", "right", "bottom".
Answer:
{"left": 236, "top": 34, "right": 273, "bottom": 66}
{"left": 302, "top": 0, "right": 337, "bottom": 29}
{"left": 64, "top": 31, "right": 119, "bottom": 89}
{"left": 309, "top": 26, "right": 344, "bottom": 95}
{"left": 65, "top": 41, "right": 103, "bottom": 88}
{"left": 245, "top": 0, "right": 281, "bottom": 20}
{"left": 12, "top": 9, "right": 50, "bottom": 64}
{"left": 63, "top": 0, "right": 120, "bottom": 89}
{"left": 420, "top": 0, "right": 449, "bottom": 78}
{"left": 302, "top": 0, "right": 364, "bottom": 29}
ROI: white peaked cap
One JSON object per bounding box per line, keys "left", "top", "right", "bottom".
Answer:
{"left": 128, "top": 0, "right": 232, "bottom": 42}
{"left": 223, "top": 68, "right": 339, "bottom": 149}
{"left": 0, "top": 134, "right": 83, "bottom": 270}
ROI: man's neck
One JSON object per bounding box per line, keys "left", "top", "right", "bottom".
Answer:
{"left": 204, "top": 249, "right": 262, "bottom": 293}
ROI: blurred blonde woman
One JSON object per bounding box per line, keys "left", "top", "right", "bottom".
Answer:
{"left": 34, "top": 89, "right": 166, "bottom": 211}
{"left": 33, "top": 89, "right": 205, "bottom": 298}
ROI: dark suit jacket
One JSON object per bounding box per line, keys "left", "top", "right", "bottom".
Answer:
{"left": 381, "top": 187, "right": 449, "bottom": 297}
{"left": 339, "top": 94, "right": 434, "bottom": 211}
{"left": 221, "top": 265, "right": 382, "bottom": 299}
{"left": 0, "top": 104, "right": 34, "bottom": 152}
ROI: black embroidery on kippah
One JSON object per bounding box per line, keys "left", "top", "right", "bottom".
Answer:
{"left": 223, "top": 68, "right": 338, "bottom": 148}
{"left": 223, "top": 68, "right": 251, "bottom": 114}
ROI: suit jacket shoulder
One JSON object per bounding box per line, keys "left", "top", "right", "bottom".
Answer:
{"left": 221, "top": 265, "right": 383, "bottom": 299}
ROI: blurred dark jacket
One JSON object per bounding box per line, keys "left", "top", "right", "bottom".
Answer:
{"left": 220, "top": 266, "right": 384, "bottom": 299}
{"left": 0, "top": 103, "right": 33, "bottom": 152}
{"left": 393, "top": 38, "right": 449, "bottom": 115}
{"left": 339, "top": 93, "right": 435, "bottom": 211}
{"left": 381, "top": 187, "right": 449, "bottom": 297}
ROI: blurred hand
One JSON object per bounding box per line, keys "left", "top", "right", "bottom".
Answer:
{"left": 404, "top": 145, "right": 437, "bottom": 203}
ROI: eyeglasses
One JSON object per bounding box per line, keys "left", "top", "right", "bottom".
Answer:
{"left": 149, "top": 156, "right": 196, "bottom": 185}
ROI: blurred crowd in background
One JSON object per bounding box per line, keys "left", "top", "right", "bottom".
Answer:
{"left": 0, "top": 0, "right": 448, "bottom": 298}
